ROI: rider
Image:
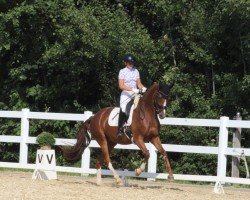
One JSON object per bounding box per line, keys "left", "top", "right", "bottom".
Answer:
{"left": 117, "top": 54, "right": 147, "bottom": 138}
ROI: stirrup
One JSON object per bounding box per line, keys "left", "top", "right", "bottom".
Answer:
{"left": 118, "top": 131, "right": 123, "bottom": 137}
{"left": 124, "top": 126, "right": 132, "bottom": 140}
{"left": 117, "top": 127, "right": 124, "bottom": 137}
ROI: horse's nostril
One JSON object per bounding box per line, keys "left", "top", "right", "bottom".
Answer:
{"left": 159, "top": 114, "right": 165, "bottom": 119}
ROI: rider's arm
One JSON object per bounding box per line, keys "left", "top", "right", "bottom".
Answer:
{"left": 119, "top": 79, "right": 132, "bottom": 91}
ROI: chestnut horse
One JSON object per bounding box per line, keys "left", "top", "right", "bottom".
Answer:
{"left": 61, "top": 82, "right": 174, "bottom": 185}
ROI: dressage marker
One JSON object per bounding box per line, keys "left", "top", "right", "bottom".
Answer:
{"left": 32, "top": 149, "right": 57, "bottom": 180}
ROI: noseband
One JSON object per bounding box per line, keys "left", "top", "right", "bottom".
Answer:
{"left": 154, "top": 90, "right": 168, "bottom": 114}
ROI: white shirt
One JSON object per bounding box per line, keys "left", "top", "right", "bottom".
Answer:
{"left": 118, "top": 67, "right": 140, "bottom": 89}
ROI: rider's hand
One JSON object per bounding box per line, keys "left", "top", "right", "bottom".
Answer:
{"left": 141, "top": 87, "right": 147, "bottom": 93}
{"left": 132, "top": 88, "right": 140, "bottom": 94}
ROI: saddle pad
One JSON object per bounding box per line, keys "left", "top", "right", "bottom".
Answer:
{"left": 133, "top": 94, "right": 140, "bottom": 109}
{"left": 108, "top": 106, "right": 134, "bottom": 127}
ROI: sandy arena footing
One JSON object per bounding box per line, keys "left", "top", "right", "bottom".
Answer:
{"left": 0, "top": 170, "right": 249, "bottom": 200}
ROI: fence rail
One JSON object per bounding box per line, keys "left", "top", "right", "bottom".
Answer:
{"left": 0, "top": 108, "right": 250, "bottom": 193}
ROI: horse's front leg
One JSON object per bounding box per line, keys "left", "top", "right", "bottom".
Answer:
{"left": 151, "top": 136, "right": 174, "bottom": 180}
{"left": 133, "top": 138, "right": 150, "bottom": 176}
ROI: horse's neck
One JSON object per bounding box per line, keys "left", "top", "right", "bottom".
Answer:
{"left": 137, "top": 85, "right": 158, "bottom": 121}
{"left": 135, "top": 84, "right": 159, "bottom": 124}
{"left": 140, "top": 84, "right": 158, "bottom": 109}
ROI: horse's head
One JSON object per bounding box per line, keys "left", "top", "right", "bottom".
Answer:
{"left": 154, "top": 82, "right": 173, "bottom": 119}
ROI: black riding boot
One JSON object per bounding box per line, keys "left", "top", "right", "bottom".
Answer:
{"left": 117, "top": 110, "right": 126, "bottom": 138}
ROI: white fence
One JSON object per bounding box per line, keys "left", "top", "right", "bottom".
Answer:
{"left": 0, "top": 108, "right": 250, "bottom": 192}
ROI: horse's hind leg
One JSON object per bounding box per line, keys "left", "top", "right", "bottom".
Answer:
{"left": 151, "top": 136, "right": 174, "bottom": 180}
{"left": 98, "top": 140, "right": 122, "bottom": 185}
{"left": 96, "top": 156, "right": 104, "bottom": 185}
{"left": 96, "top": 141, "right": 116, "bottom": 185}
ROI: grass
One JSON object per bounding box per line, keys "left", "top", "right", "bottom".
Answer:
{"left": 0, "top": 167, "right": 33, "bottom": 173}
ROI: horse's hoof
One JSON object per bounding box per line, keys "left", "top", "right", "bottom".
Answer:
{"left": 168, "top": 175, "right": 174, "bottom": 181}
{"left": 135, "top": 168, "right": 141, "bottom": 176}
{"left": 116, "top": 178, "right": 123, "bottom": 186}
{"left": 96, "top": 180, "right": 102, "bottom": 186}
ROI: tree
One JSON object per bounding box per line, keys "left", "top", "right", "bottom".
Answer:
{"left": 0, "top": 0, "right": 161, "bottom": 113}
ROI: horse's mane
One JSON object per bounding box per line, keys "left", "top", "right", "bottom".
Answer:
{"left": 141, "top": 83, "right": 158, "bottom": 102}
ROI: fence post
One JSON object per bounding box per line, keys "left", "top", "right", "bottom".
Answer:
{"left": 81, "top": 147, "right": 91, "bottom": 176}
{"left": 214, "top": 116, "right": 229, "bottom": 193}
{"left": 20, "top": 108, "right": 30, "bottom": 166}
{"left": 147, "top": 143, "right": 157, "bottom": 181}
{"left": 232, "top": 112, "right": 241, "bottom": 178}
{"left": 81, "top": 111, "right": 93, "bottom": 176}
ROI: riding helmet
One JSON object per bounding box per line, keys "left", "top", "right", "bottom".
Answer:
{"left": 123, "top": 54, "right": 135, "bottom": 63}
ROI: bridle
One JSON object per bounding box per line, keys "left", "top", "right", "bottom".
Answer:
{"left": 139, "top": 85, "right": 170, "bottom": 119}
{"left": 154, "top": 90, "right": 168, "bottom": 114}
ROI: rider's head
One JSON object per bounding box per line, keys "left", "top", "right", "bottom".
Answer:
{"left": 123, "top": 54, "right": 135, "bottom": 66}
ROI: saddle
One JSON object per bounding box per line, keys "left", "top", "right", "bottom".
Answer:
{"left": 108, "top": 94, "right": 141, "bottom": 128}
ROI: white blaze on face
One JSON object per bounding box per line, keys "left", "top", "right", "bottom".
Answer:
{"left": 159, "top": 99, "right": 166, "bottom": 118}
{"left": 163, "top": 99, "right": 166, "bottom": 115}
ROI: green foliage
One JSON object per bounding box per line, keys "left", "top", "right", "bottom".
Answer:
{"left": 0, "top": 142, "right": 19, "bottom": 162}
{"left": 0, "top": 0, "right": 160, "bottom": 113}
{"left": 36, "top": 132, "right": 55, "bottom": 147}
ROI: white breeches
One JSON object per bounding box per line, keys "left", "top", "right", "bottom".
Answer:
{"left": 120, "top": 91, "right": 134, "bottom": 112}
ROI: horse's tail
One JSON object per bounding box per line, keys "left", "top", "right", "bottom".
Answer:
{"left": 60, "top": 117, "right": 92, "bottom": 162}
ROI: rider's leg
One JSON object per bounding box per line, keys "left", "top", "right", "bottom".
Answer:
{"left": 117, "top": 110, "right": 126, "bottom": 137}
{"left": 118, "top": 92, "right": 131, "bottom": 137}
